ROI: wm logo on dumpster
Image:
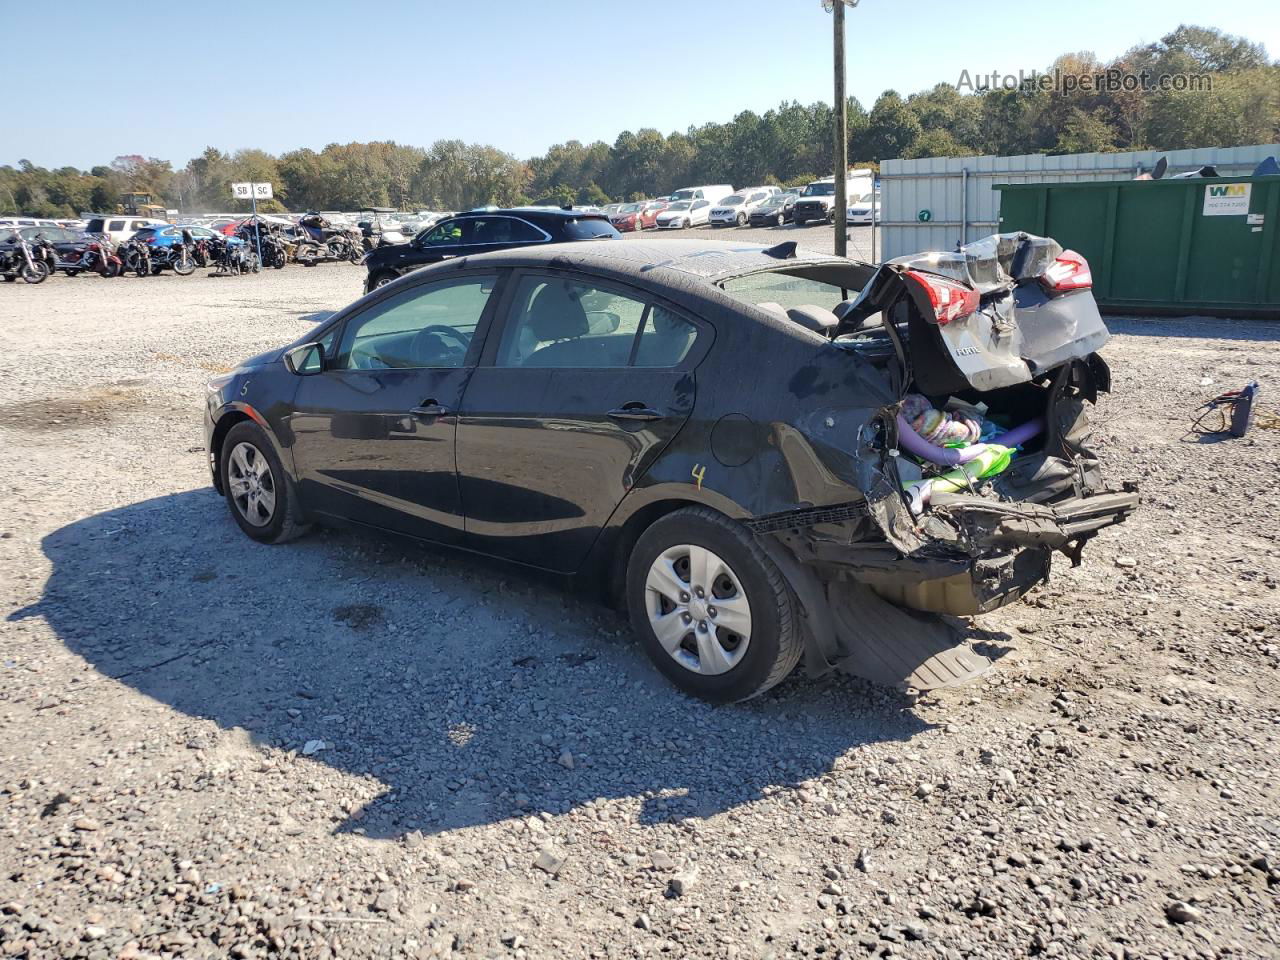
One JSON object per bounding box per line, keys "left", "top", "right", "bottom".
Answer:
{"left": 1208, "top": 185, "right": 1249, "bottom": 198}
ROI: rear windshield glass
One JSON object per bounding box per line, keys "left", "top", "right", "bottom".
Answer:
{"left": 562, "top": 218, "right": 620, "bottom": 240}
{"left": 720, "top": 270, "right": 852, "bottom": 312}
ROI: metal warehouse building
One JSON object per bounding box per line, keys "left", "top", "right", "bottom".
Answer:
{"left": 879, "top": 143, "right": 1280, "bottom": 262}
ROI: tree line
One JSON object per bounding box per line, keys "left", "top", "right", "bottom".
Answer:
{"left": 3, "top": 25, "right": 1275, "bottom": 218}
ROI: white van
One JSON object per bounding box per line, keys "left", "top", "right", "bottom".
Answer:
{"left": 83, "top": 215, "right": 169, "bottom": 244}
{"left": 668, "top": 184, "right": 734, "bottom": 205}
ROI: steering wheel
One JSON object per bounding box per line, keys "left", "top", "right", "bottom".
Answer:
{"left": 410, "top": 324, "right": 470, "bottom": 365}
{"left": 417, "top": 324, "right": 471, "bottom": 347}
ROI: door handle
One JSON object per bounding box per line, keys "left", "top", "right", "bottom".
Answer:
{"left": 410, "top": 402, "right": 450, "bottom": 418}
{"left": 607, "top": 402, "right": 663, "bottom": 422}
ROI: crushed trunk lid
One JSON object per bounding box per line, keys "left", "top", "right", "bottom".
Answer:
{"left": 837, "top": 232, "right": 1111, "bottom": 395}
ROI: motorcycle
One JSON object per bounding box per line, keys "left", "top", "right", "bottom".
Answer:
{"left": 150, "top": 232, "right": 196, "bottom": 276}
{"left": 64, "top": 235, "right": 122, "bottom": 277}
{"left": 212, "top": 237, "right": 259, "bottom": 277}
{"left": 296, "top": 213, "right": 363, "bottom": 266}
{"left": 117, "top": 237, "right": 153, "bottom": 278}
{"left": 238, "top": 221, "right": 288, "bottom": 269}
{"left": 0, "top": 233, "right": 52, "bottom": 283}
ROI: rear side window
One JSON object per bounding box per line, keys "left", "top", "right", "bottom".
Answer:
{"left": 562, "top": 218, "right": 619, "bottom": 241}
{"left": 85, "top": 219, "right": 105, "bottom": 232}
{"left": 496, "top": 276, "right": 696, "bottom": 369}
{"left": 108, "top": 220, "right": 126, "bottom": 231}
{"left": 470, "top": 217, "right": 545, "bottom": 244}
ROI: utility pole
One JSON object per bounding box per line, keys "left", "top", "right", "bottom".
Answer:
{"left": 826, "top": 0, "right": 858, "bottom": 257}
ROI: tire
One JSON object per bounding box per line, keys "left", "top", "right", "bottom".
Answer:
{"left": 776, "top": 213, "right": 784, "bottom": 227}
{"left": 368, "top": 270, "right": 398, "bottom": 291}
{"left": 65, "top": 269, "right": 80, "bottom": 277}
{"left": 22, "top": 261, "right": 49, "bottom": 284}
{"left": 174, "top": 255, "right": 195, "bottom": 276}
{"left": 626, "top": 506, "right": 802, "bottom": 703}
{"left": 682, "top": 219, "right": 690, "bottom": 230}
{"left": 219, "top": 420, "right": 310, "bottom": 544}
{"left": 737, "top": 212, "right": 747, "bottom": 226}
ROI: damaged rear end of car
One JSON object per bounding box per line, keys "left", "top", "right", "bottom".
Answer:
{"left": 718, "top": 233, "right": 1138, "bottom": 689}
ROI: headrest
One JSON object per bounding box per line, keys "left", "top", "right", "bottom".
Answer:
{"left": 526, "top": 282, "right": 588, "bottom": 342}
{"left": 786, "top": 304, "right": 839, "bottom": 333}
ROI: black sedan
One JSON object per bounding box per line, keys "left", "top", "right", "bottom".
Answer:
{"left": 206, "top": 237, "right": 1136, "bottom": 701}
{"left": 361, "top": 207, "right": 620, "bottom": 293}
{"left": 748, "top": 194, "right": 797, "bottom": 227}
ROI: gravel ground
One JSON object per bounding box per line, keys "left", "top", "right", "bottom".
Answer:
{"left": 0, "top": 255, "right": 1277, "bottom": 960}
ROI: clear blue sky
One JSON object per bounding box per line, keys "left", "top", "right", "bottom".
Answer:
{"left": 9, "top": 0, "right": 1278, "bottom": 169}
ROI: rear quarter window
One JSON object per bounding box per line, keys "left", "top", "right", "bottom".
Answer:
{"left": 561, "top": 218, "right": 620, "bottom": 241}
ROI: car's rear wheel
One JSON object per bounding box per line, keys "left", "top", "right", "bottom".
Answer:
{"left": 220, "top": 421, "right": 310, "bottom": 544}
{"left": 627, "top": 507, "right": 802, "bottom": 702}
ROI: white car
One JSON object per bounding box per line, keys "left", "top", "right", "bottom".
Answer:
{"left": 846, "top": 190, "right": 881, "bottom": 224}
{"left": 655, "top": 199, "right": 713, "bottom": 229}
{"left": 82, "top": 215, "right": 170, "bottom": 244}
{"left": 708, "top": 189, "right": 774, "bottom": 227}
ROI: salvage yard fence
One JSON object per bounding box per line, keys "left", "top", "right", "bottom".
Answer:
{"left": 879, "top": 144, "right": 1280, "bottom": 263}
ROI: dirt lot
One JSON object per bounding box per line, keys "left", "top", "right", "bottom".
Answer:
{"left": 0, "top": 249, "right": 1277, "bottom": 960}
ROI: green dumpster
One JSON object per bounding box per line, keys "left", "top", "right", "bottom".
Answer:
{"left": 996, "top": 175, "right": 1280, "bottom": 317}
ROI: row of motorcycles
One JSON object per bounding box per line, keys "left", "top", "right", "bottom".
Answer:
{"left": 2, "top": 213, "right": 368, "bottom": 284}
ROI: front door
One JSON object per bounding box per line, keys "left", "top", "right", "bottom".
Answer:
{"left": 288, "top": 273, "right": 501, "bottom": 544}
{"left": 456, "top": 271, "right": 705, "bottom": 571}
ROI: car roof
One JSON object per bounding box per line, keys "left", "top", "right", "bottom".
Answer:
{"left": 453, "top": 207, "right": 608, "bottom": 222}
{"left": 451, "top": 238, "right": 846, "bottom": 282}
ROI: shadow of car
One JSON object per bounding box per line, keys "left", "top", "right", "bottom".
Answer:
{"left": 12, "top": 490, "right": 932, "bottom": 840}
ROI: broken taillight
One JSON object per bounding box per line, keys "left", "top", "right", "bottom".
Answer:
{"left": 904, "top": 270, "right": 980, "bottom": 325}
{"left": 1041, "top": 250, "right": 1092, "bottom": 292}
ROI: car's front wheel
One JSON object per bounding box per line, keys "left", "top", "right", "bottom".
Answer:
{"left": 368, "top": 270, "right": 398, "bottom": 292}
{"left": 627, "top": 507, "right": 802, "bottom": 702}
{"left": 220, "top": 420, "right": 310, "bottom": 544}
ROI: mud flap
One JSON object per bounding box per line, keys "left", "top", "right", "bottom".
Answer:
{"left": 827, "top": 581, "right": 993, "bottom": 691}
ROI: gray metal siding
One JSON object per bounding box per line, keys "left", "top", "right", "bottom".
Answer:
{"left": 880, "top": 143, "right": 1280, "bottom": 261}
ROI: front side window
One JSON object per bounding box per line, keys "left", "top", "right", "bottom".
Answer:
{"left": 336, "top": 275, "right": 496, "bottom": 370}
{"left": 108, "top": 220, "right": 125, "bottom": 231}
{"left": 422, "top": 219, "right": 465, "bottom": 245}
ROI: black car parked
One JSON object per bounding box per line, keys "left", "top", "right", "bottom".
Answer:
{"left": 361, "top": 207, "right": 620, "bottom": 294}
{"left": 748, "top": 194, "right": 797, "bottom": 227}
{"left": 206, "top": 236, "right": 1136, "bottom": 702}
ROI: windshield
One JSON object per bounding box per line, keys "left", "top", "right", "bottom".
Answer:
{"left": 619, "top": 203, "right": 641, "bottom": 213}
{"left": 802, "top": 182, "right": 835, "bottom": 197}
{"left": 665, "top": 201, "right": 691, "bottom": 212}
{"left": 670, "top": 189, "right": 696, "bottom": 201}
{"left": 855, "top": 192, "right": 876, "bottom": 203}
{"left": 760, "top": 197, "right": 785, "bottom": 209}
{"left": 718, "top": 195, "right": 744, "bottom": 206}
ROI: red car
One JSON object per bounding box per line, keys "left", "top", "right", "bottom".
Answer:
{"left": 609, "top": 200, "right": 669, "bottom": 233}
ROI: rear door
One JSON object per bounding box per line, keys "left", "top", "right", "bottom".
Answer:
{"left": 455, "top": 271, "right": 705, "bottom": 571}
{"left": 287, "top": 272, "right": 502, "bottom": 544}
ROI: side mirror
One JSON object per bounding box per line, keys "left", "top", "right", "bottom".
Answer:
{"left": 284, "top": 342, "right": 325, "bottom": 375}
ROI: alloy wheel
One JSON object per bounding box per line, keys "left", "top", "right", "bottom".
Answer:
{"left": 644, "top": 544, "right": 752, "bottom": 675}
{"left": 227, "top": 442, "right": 276, "bottom": 527}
